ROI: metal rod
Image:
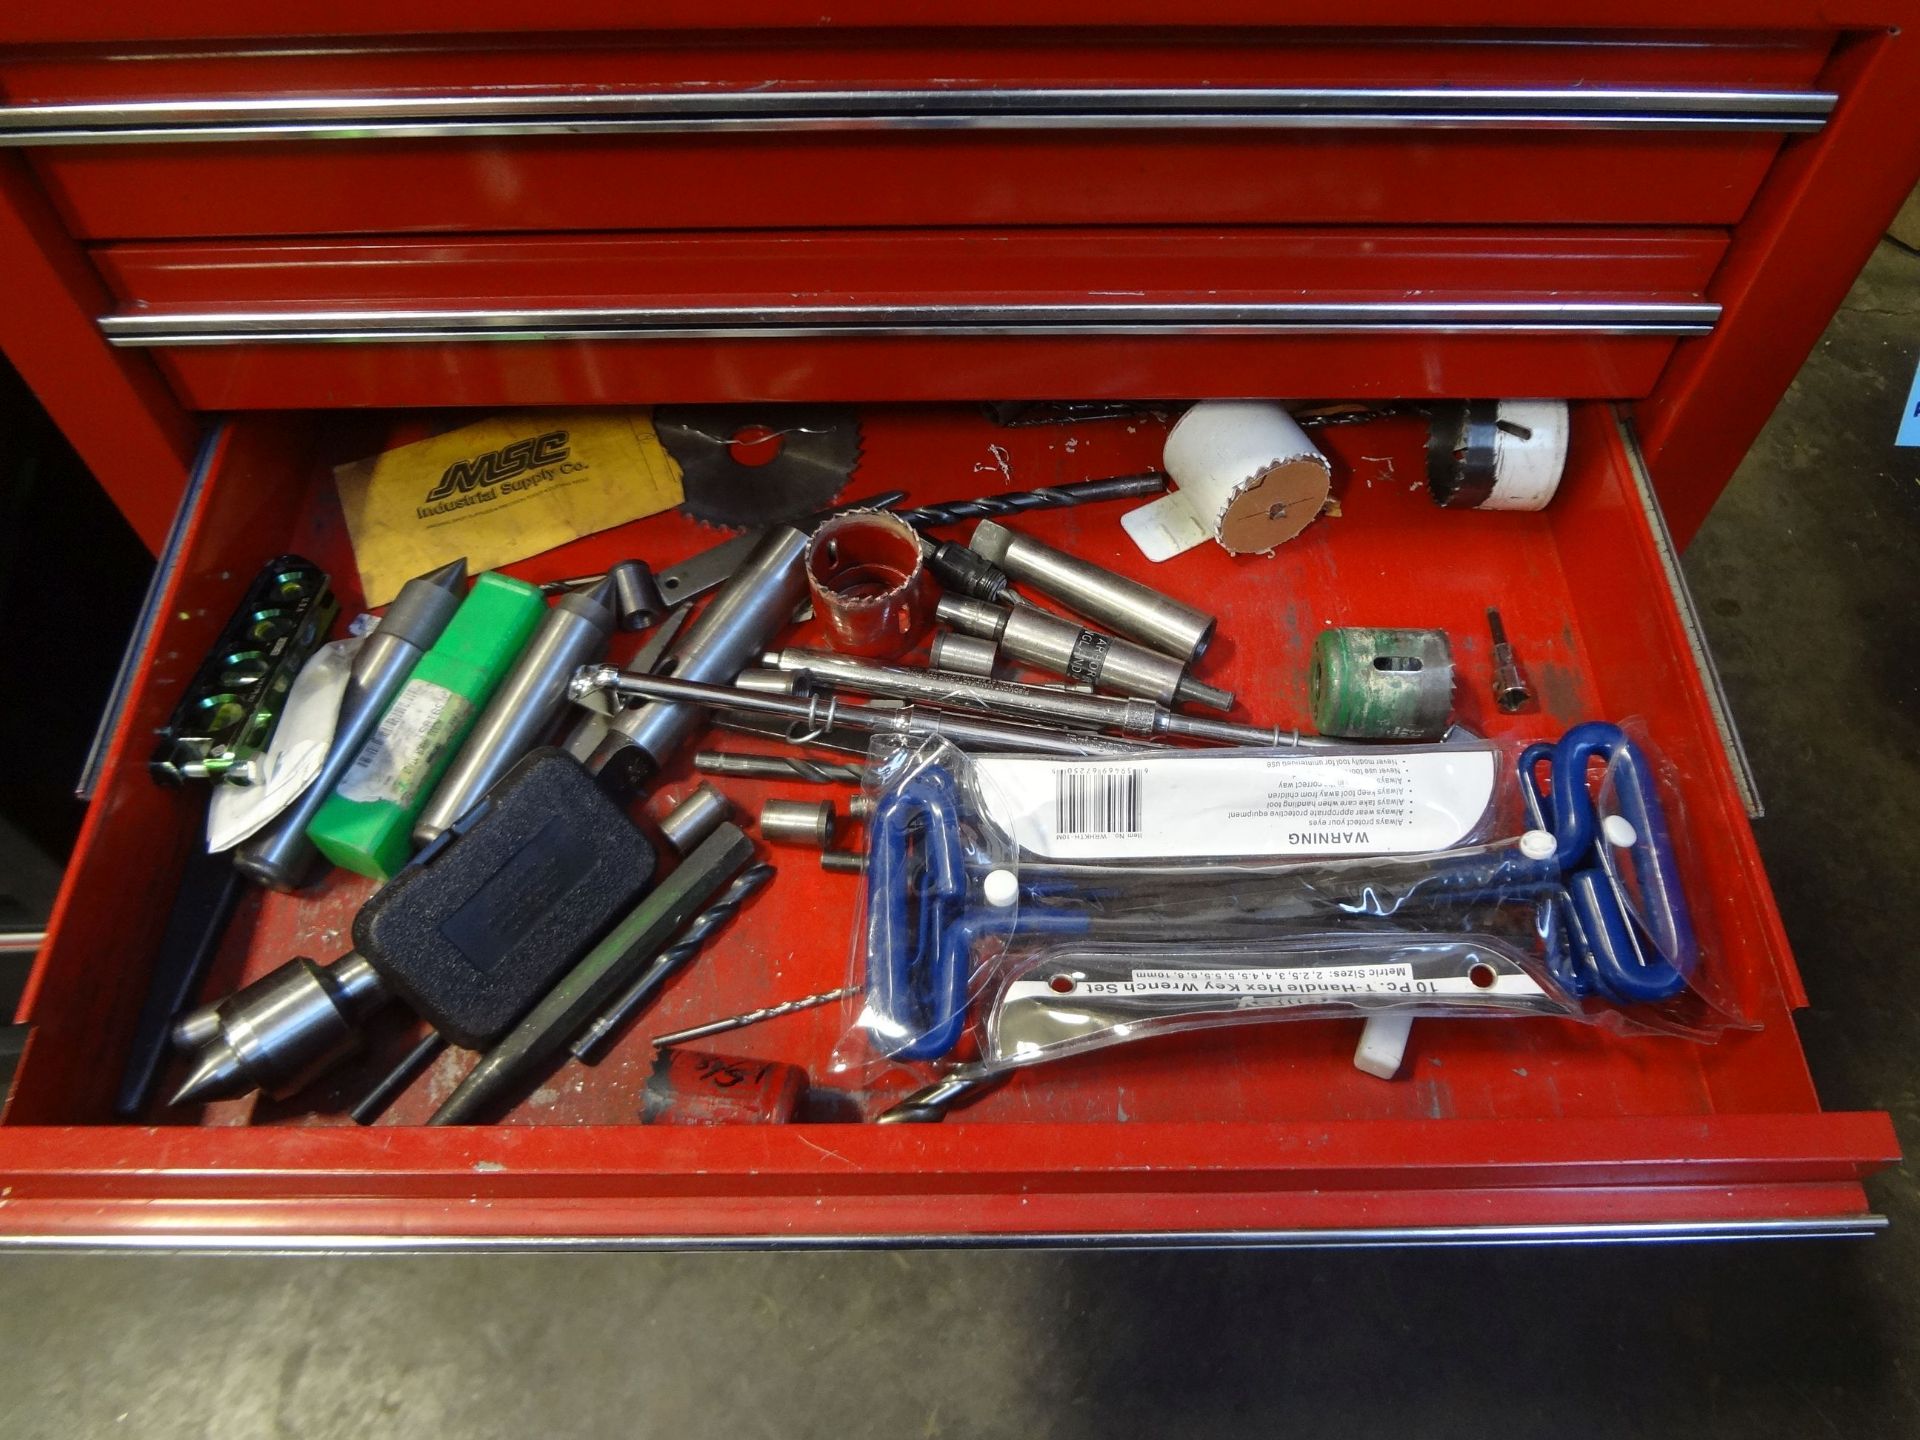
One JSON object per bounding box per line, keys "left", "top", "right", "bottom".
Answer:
{"left": 101, "top": 302, "right": 1720, "bottom": 347}
{"left": 348, "top": 1031, "right": 447, "bottom": 1126}
{"left": 764, "top": 647, "right": 1322, "bottom": 746}
{"left": 5, "top": 86, "right": 1834, "bottom": 149}
{"left": 933, "top": 594, "right": 1233, "bottom": 712}
{"left": 571, "top": 666, "right": 1147, "bottom": 758}
{"left": 569, "top": 863, "right": 776, "bottom": 1063}
{"left": 970, "top": 519, "right": 1216, "bottom": 662}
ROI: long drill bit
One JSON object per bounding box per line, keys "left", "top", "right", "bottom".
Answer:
{"left": 569, "top": 863, "right": 776, "bottom": 1063}
{"left": 650, "top": 987, "right": 856, "bottom": 1047}
{"left": 895, "top": 472, "right": 1167, "bottom": 529}
{"left": 694, "top": 751, "right": 866, "bottom": 785}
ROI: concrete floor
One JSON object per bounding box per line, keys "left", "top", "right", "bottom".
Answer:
{"left": 1, "top": 244, "right": 1916, "bottom": 1439}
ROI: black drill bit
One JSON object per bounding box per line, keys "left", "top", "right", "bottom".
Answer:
{"left": 568, "top": 863, "right": 776, "bottom": 1063}
{"left": 896, "top": 472, "right": 1167, "bottom": 529}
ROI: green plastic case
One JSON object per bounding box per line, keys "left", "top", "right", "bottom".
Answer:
{"left": 308, "top": 572, "right": 545, "bottom": 880}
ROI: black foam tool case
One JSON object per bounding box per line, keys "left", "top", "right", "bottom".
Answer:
{"left": 351, "top": 748, "right": 655, "bottom": 1047}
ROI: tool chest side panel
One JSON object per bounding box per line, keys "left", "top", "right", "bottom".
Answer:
{"left": 1635, "top": 26, "right": 1920, "bottom": 545}
{"left": 0, "top": 154, "right": 195, "bottom": 552}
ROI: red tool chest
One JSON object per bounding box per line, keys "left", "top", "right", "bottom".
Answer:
{"left": 0, "top": 4, "right": 1914, "bottom": 1248}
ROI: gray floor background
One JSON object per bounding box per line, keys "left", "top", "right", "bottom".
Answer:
{"left": 0, "top": 242, "right": 1915, "bottom": 1439}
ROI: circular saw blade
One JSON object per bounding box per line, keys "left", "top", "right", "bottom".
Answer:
{"left": 658, "top": 405, "right": 863, "bottom": 530}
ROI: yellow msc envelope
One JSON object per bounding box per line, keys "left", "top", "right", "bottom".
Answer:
{"left": 334, "top": 410, "right": 683, "bottom": 606}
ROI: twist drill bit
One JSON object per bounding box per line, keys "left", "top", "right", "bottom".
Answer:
{"left": 568, "top": 864, "right": 776, "bottom": 1063}
{"left": 694, "top": 751, "right": 866, "bottom": 785}
{"left": 651, "top": 986, "right": 856, "bottom": 1048}
{"left": 895, "top": 472, "right": 1167, "bottom": 529}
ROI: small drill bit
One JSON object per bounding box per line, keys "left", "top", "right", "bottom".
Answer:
{"left": 650, "top": 987, "right": 856, "bottom": 1048}
{"left": 895, "top": 472, "right": 1167, "bottom": 529}
{"left": 569, "top": 863, "right": 776, "bottom": 1063}
{"left": 1486, "top": 609, "right": 1534, "bottom": 713}
{"left": 694, "top": 751, "right": 866, "bottom": 785}
{"left": 349, "top": 1031, "right": 448, "bottom": 1126}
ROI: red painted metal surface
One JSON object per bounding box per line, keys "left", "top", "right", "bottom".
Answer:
{"left": 0, "top": 2, "right": 1904, "bottom": 42}
{"left": 36, "top": 136, "right": 1789, "bottom": 241}
{"left": 92, "top": 229, "right": 1731, "bottom": 308}
{"left": 0, "top": 3, "right": 1912, "bottom": 1240}
{"left": 0, "top": 402, "right": 1895, "bottom": 1242}
{"left": 91, "top": 227, "right": 1723, "bottom": 409}
{"left": 139, "top": 337, "right": 1688, "bottom": 413}
{"left": 3, "top": 30, "right": 1827, "bottom": 238}
{"left": 0, "top": 154, "right": 195, "bottom": 551}
{"left": 1638, "top": 27, "right": 1920, "bottom": 546}
{"left": 0, "top": 8, "right": 1908, "bottom": 541}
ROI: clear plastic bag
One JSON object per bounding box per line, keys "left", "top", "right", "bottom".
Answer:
{"left": 831, "top": 720, "right": 1747, "bottom": 1115}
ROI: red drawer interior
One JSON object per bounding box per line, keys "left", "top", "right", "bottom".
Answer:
{"left": 0, "top": 400, "right": 1894, "bottom": 1244}
{"left": 4, "top": 30, "right": 1833, "bottom": 238}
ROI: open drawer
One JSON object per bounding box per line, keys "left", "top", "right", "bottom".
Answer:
{"left": 0, "top": 401, "right": 1897, "bottom": 1249}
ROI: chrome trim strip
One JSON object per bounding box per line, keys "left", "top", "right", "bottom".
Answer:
{"left": 1614, "top": 409, "right": 1763, "bottom": 818}
{"left": 0, "top": 930, "right": 47, "bottom": 957}
{"left": 102, "top": 301, "right": 1719, "bottom": 347}
{"left": 75, "top": 423, "right": 222, "bottom": 801}
{"left": 0, "top": 1216, "right": 1885, "bottom": 1254}
{"left": 0, "top": 86, "right": 1836, "bottom": 145}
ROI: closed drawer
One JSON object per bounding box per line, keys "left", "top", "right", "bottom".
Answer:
{"left": 0, "top": 400, "right": 1895, "bottom": 1247}
{"left": 92, "top": 228, "right": 1726, "bottom": 408}
{"left": 0, "top": 30, "right": 1835, "bottom": 237}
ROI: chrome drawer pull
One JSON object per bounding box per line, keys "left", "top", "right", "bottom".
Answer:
{"left": 0, "top": 86, "right": 1834, "bottom": 144}
{"left": 101, "top": 299, "right": 1719, "bottom": 346}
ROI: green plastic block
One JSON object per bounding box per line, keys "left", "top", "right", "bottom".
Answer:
{"left": 309, "top": 572, "right": 545, "bottom": 880}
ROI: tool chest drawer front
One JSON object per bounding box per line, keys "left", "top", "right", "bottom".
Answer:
{"left": 0, "top": 30, "right": 1835, "bottom": 238}
{"left": 89, "top": 228, "right": 1726, "bottom": 409}
{"left": 0, "top": 402, "right": 1894, "bottom": 1247}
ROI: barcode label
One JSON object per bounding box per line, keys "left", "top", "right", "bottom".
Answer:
{"left": 975, "top": 749, "right": 1498, "bottom": 859}
{"left": 1054, "top": 767, "right": 1143, "bottom": 837}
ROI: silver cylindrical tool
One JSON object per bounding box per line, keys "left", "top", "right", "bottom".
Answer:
{"left": 606, "top": 560, "right": 668, "bottom": 631}
{"left": 1486, "top": 609, "right": 1534, "bottom": 713}
{"left": 970, "top": 519, "right": 1216, "bottom": 663}
{"left": 694, "top": 751, "right": 865, "bottom": 785}
{"left": 928, "top": 631, "right": 998, "bottom": 678}
{"left": 168, "top": 952, "right": 391, "bottom": 1106}
{"left": 581, "top": 527, "right": 810, "bottom": 792}
{"left": 932, "top": 595, "right": 1232, "bottom": 712}
{"left": 735, "top": 668, "right": 803, "bottom": 695}
{"left": 541, "top": 561, "right": 666, "bottom": 631}
{"left": 659, "top": 783, "right": 731, "bottom": 856}
{"left": 765, "top": 646, "right": 1298, "bottom": 746}
{"left": 413, "top": 576, "right": 619, "bottom": 847}
{"left": 235, "top": 558, "right": 467, "bottom": 891}
{"left": 847, "top": 793, "right": 876, "bottom": 820}
{"left": 1309, "top": 627, "right": 1455, "bottom": 741}
{"left": 760, "top": 798, "right": 836, "bottom": 849}
{"left": 821, "top": 851, "right": 867, "bottom": 874}
{"left": 572, "top": 666, "right": 1144, "bottom": 758}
